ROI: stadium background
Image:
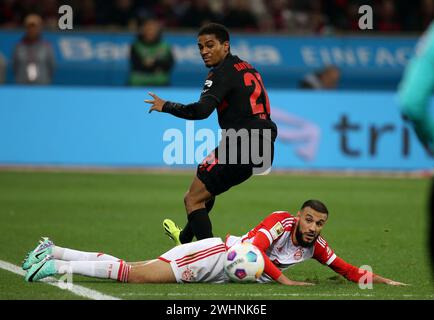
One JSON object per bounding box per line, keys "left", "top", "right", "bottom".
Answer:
{"left": 0, "top": 0, "right": 433, "bottom": 300}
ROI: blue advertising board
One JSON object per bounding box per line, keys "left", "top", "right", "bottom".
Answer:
{"left": 0, "top": 31, "right": 418, "bottom": 90}
{"left": 0, "top": 86, "right": 432, "bottom": 171}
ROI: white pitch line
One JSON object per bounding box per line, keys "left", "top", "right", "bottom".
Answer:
{"left": 0, "top": 260, "right": 120, "bottom": 300}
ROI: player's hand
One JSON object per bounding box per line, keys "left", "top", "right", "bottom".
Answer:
{"left": 144, "top": 92, "right": 166, "bottom": 113}
{"left": 374, "top": 275, "right": 408, "bottom": 286}
{"left": 385, "top": 280, "right": 408, "bottom": 286}
{"left": 277, "top": 274, "right": 315, "bottom": 286}
{"left": 288, "top": 281, "right": 315, "bottom": 286}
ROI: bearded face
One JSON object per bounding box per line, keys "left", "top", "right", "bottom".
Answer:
{"left": 295, "top": 221, "right": 319, "bottom": 248}
{"left": 295, "top": 207, "right": 328, "bottom": 248}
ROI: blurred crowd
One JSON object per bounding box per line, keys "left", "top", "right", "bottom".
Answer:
{"left": 0, "top": 0, "right": 433, "bottom": 34}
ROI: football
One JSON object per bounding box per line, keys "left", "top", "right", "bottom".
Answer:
{"left": 224, "top": 242, "right": 265, "bottom": 282}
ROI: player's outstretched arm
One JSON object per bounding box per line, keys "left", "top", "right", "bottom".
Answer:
{"left": 145, "top": 92, "right": 217, "bottom": 120}
{"left": 328, "top": 256, "right": 408, "bottom": 286}
{"left": 371, "top": 274, "right": 408, "bottom": 286}
{"left": 276, "top": 273, "right": 315, "bottom": 286}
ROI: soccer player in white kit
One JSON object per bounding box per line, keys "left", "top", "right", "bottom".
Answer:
{"left": 23, "top": 200, "right": 405, "bottom": 286}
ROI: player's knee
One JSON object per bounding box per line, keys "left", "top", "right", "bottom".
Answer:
{"left": 184, "top": 192, "right": 195, "bottom": 212}
{"left": 184, "top": 191, "right": 191, "bottom": 207}
{"left": 185, "top": 192, "right": 206, "bottom": 213}
{"left": 127, "top": 267, "right": 142, "bottom": 283}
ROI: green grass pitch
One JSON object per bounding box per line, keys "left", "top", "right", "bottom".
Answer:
{"left": 0, "top": 170, "right": 433, "bottom": 300}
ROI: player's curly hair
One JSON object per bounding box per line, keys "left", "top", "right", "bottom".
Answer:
{"left": 301, "top": 199, "right": 329, "bottom": 215}
{"left": 198, "top": 23, "right": 230, "bottom": 44}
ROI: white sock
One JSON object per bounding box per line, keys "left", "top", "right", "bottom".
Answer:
{"left": 52, "top": 246, "right": 121, "bottom": 262}
{"left": 54, "top": 260, "right": 131, "bottom": 282}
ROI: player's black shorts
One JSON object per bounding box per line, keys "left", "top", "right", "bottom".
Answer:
{"left": 197, "top": 130, "right": 275, "bottom": 196}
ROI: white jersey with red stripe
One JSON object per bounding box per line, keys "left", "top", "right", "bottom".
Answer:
{"left": 225, "top": 211, "right": 337, "bottom": 283}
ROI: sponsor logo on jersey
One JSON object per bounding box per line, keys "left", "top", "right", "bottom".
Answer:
{"left": 204, "top": 80, "right": 213, "bottom": 87}
{"left": 270, "top": 222, "right": 284, "bottom": 240}
{"left": 294, "top": 248, "right": 303, "bottom": 260}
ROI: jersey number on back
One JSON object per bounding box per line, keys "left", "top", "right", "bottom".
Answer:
{"left": 243, "top": 72, "right": 271, "bottom": 116}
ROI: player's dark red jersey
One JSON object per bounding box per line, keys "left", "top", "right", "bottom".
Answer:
{"left": 162, "top": 53, "right": 277, "bottom": 141}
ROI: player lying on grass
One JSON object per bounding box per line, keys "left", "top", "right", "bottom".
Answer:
{"left": 23, "top": 200, "right": 405, "bottom": 286}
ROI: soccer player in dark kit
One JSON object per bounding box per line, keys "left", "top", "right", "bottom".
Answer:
{"left": 145, "top": 23, "right": 278, "bottom": 245}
